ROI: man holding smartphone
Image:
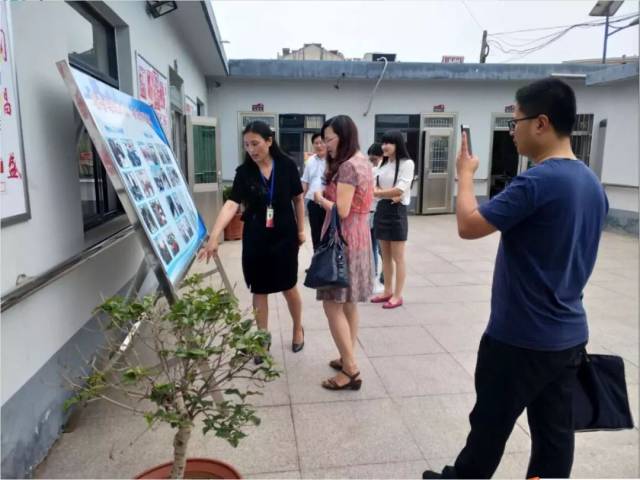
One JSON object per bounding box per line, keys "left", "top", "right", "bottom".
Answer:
{"left": 423, "top": 78, "right": 609, "bottom": 478}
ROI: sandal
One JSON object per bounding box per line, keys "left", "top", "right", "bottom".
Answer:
{"left": 329, "top": 358, "right": 342, "bottom": 371}
{"left": 322, "top": 369, "right": 362, "bottom": 391}
{"left": 371, "top": 294, "right": 393, "bottom": 304}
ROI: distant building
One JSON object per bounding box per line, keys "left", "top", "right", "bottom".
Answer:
{"left": 278, "top": 43, "right": 345, "bottom": 61}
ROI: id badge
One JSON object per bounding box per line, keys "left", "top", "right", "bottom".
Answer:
{"left": 266, "top": 206, "right": 274, "bottom": 228}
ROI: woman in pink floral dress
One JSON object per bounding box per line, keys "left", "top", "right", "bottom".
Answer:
{"left": 314, "top": 115, "right": 373, "bottom": 391}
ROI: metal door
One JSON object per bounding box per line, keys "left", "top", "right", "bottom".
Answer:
{"left": 186, "top": 115, "right": 222, "bottom": 231}
{"left": 421, "top": 127, "right": 455, "bottom": 213}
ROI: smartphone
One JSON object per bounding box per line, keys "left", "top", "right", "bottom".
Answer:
{"left": 461, "top": 124, "right": 472, "bottom": 155}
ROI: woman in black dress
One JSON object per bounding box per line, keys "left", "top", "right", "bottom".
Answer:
{"left": 199, "top": 121, "right": 306, "bottom": 356}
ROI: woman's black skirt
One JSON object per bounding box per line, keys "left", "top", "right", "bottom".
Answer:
{"left": 374, "top": 199, "right": 408, "bottom": 242}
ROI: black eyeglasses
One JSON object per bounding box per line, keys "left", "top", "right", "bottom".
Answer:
{"left": 508, "top": 115, "right": 539, "bottom": 131}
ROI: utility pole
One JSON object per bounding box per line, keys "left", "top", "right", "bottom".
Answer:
{"left": 602, "top": 13, "right": 611, "bottom": 63}
{"left": 589, "top": 1, "right": 624, "bottom": 64}
{"left": 479, "top": 30, "right": 489, "bottom": 63}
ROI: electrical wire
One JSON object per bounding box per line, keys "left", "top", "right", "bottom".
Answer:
{"left": 461, "top": 0, "right": 484, "bottom": 31}
{"left": 488, "top": 12, "right": 638, "bottom": 36}
{"left": 486, "top": 13, "right": 639, "bottom": 62}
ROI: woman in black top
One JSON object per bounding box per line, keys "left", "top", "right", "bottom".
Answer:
{"left": 199, "top": 121, "right": 306, "bottom": 355}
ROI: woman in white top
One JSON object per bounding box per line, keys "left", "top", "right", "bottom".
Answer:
{"left": 371, "top": 131, "right": 415, "bottom": 309}
{"left": 301, "top": 133, "right": 327, "bottom": 251}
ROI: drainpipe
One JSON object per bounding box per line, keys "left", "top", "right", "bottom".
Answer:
{"left": 363, "top": 57, "right": 389, "bottom": 117}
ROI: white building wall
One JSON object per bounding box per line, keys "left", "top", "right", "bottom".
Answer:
{"left": 209, "top": 77, "right": 638, "bottom": 213}
{"left": 572, "top": 80, "right": 639, "bottom": 215}
{"left": 209, "top": 78, "right": 527, "bottom": 197}
{"left": 112, "top": 1, "right": 208, "bottom": 105}
{"left": 2, "top": 0, "right": 208, "bottom": 405}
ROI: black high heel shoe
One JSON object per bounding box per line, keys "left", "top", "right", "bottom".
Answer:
{"left": 254, "top": 333, "right": 272, "bottom": 365}
{"left": 292, "top": 327, "right": 304, "bottom": 353}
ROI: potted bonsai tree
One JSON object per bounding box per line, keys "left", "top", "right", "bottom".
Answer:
{"left": 65, "top": 274, "right": 278, "bottom": 479}
{"left": 223, "top": 185, "right": 243, "bottom": 241}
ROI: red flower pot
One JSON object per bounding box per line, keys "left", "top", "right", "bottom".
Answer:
{"left": 135, "top": 457, "right": 242, "bottom": 479}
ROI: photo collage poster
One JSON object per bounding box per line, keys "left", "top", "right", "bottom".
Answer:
{"left": 1, "top": 1, "right": 30, "bottom": 224}
{"left": 58, "top": 62, "right": 207, "bottom": 287}
{"left": 135, "top": 53, "right": 170, "bottom": 140}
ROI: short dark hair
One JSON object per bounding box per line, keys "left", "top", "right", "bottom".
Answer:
{"left": 311, "top": 132, "right": 322, "bottom": 143}
{"left": 515, "top": 78, "right": 576, "bottom": 136}
{"left": 367, "top": 142, "right": 383, "bottom": 157}
{"left": 321, "top": 115, "right": 360, "bottom": 183}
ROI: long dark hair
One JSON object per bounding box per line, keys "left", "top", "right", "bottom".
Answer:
{"left": 379, "top": 130, "right": 410, "bottom": 186}
{"left": 242, "top": 120, "right": 291, "bottom": 169}
{"left": 321, "top": 115, "right": 360, "bottom": 184}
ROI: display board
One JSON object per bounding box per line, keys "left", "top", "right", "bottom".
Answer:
{"left": 57, "top": 61, "right": 207, "bottom": 298}
{"left": 1, "top": 1, "right": 30, "bottom": 225}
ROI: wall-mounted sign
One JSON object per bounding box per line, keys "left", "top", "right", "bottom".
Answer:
{"left": 58, "top": 61, "right": 207, "bottom": 299}
{"left": 0, "top": 1, "right": 30, "bottom": 225}
{"left": 504, "top": 104, "right": 515, "bottom": 113}
{"left": 184, "top": 95, "right": 197, "bottom": 116}
{"left": 441, "top": 56, "right": 464, "bottom": 64}
{"left": 136, "top": 53, "right": 170, "bottom": 140}
{"left": 251, "top": 103, "right": 264, "bottom": 112}
{"left": 433, "top": 104, "right": 445, "bottom": 113}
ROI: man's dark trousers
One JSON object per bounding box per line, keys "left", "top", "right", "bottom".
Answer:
{"left": 442, "top": 334, "right": 584, "bottom": 479}
{"left": 307, "top": 200, "right": 325, "bottom": 251}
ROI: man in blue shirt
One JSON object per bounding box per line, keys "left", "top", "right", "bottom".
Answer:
{"left": 423, "top": 79, "right": 609, "bottom": 479}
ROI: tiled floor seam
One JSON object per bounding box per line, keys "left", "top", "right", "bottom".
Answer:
{"left": 364, "top": 338, "right": 430, "bottom": 466}
{"left": 299, "top": 457, "right": 432, "bottom": 476}
{"left": 279, "top": 309, "right": 304, "bottom": 479}
{"left": 416, "top": 324, "right": 532, "bottom": 441}
{"left": 365, "top": 350, "right": 478, "bottom": 358}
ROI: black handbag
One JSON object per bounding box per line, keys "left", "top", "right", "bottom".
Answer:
{"left": 572, "top": 351, "right": 635, "bottom": 431}
{"left": 304, "top": 206, "right": 349, "bottom": 290}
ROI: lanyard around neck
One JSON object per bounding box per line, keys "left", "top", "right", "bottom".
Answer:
{"left": 260, "top": 162, "right": 275, "bottom": 206}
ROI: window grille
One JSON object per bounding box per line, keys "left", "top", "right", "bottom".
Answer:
{"left": 429, "top": 136, "right": 450, "bottom": 174}
{"left": 494, "top": 117, "right": 512, "bottom": 129}
{"left": 571, "top": 114, "right": 594, "bottom": 166}
{"left": 424, "top": 117, "right": 454, "bottom": 128}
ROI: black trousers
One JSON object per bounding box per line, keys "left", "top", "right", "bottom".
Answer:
{"left": 307, "top": 200, "right": 325, "bottom": 251}
{"left": 443, "top": 334, "right": 585, "bottom": 479}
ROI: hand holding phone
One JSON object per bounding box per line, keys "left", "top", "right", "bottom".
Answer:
{"left": 461, "top": 124, "right": 472, "bottom": 155}
{"left": 457, "top": 124, "right": 479, "bottom": 176}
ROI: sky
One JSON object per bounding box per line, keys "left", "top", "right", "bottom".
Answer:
{"left": 212, "top": 0, "right": 639, "bottom": 64}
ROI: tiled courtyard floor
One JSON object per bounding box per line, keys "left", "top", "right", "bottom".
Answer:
{"left": 36, "top": 215, "right": 639, "bottom": 478}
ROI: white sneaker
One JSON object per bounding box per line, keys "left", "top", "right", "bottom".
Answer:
{"left": 373, "top": 281, "right": 384, "bottom": 294}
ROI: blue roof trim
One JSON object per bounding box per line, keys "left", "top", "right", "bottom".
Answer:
{"left": 228, "top": 59, "right": 617, "bottom": 82}
{"left": 586, "top": 63, "right": 639, "bottom": 85}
